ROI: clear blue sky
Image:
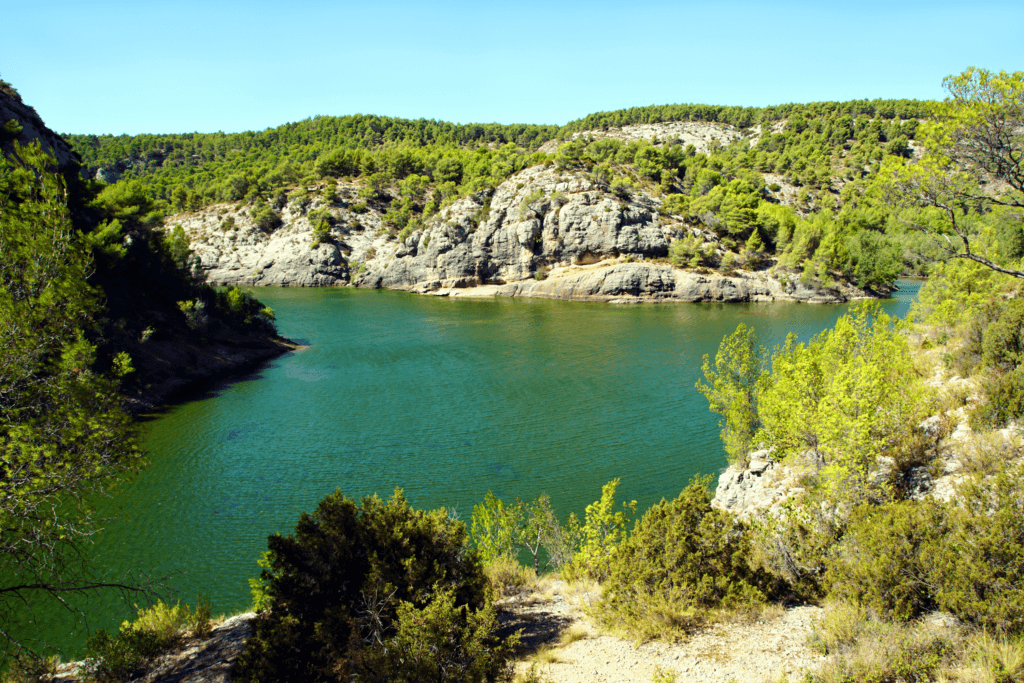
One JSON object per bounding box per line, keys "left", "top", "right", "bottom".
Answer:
{"left": 4, "top": 0, "right": 1023, "bottom": 135}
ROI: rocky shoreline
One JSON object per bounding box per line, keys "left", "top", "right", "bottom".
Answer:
{"left": 118, "top": 325, "right": 298, "bottom": 415}
{"left": 169, "top": 164, "right": 883, "bottom": 306}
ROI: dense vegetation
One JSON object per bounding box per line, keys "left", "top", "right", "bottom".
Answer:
{"left": 0, "top": 82, "right": 281, "bottom": 667}
{"left": 5, "top": 65, "right": 1024, "bottom": 681}
{"left": 234, "top": 489, "right": 513, "bottom": 683}
{"left": 0, "top": 142, "right": 145, "bottom": 665}
{"left": 62, "top": 97, "right": 940, "bottom": 291}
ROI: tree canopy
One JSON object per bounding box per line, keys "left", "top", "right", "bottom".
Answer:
{"left": 883, "top": 67, "right": 1024, "bottom": 277}
{"left": 0, "top": 142, "right": 145, "bottom": 656}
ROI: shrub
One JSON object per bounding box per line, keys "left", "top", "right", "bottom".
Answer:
{"left": 218, "top": 287, "right": 277, "bottom": 329}
{"left": 565, "top": 479, "right": 635, "bottom": 582}
{"left": 251, "top": 199, "right": 282, "bottom": 232}
{"left": 930, "top": 464, "right": 1024, "bottom": 633}
{"left": 483, "top": 557, "right": 536, "bottom": 600}
{"left": 470, "top": 491, "right": 523, "bottom": 564}
{"left": 519, "top": 189, "right": 546, "bottom": 219}
{"left": 233, "top": 489, "right": 513, "bottom": 683}
{"left": 973, "top": 368, "right": 1024, "bottom": 427}
{"left": 363, "top": 588, "right": 515, "bottom": 683}
{"left": 597, "top": 478, "right": 766, "bottom": 642}
{"left": 311, "top": 218, "right": 331, "bottom": 248}
{"left": 826, "top": 464, "right": 1024, "bottom": 633}
{"left": 2, "top": 655, "right": 61, "bottom": 683}
{"left": 470, "top": 492, "right": 579, "bottom": 573}
{"left": 610, "top": 177, "right": 633, "bottom": 199}
{"left": 747, "top": 494, "right": 843, "bottom": 601}
{"left": 826, "top": 501, "right": 947, "bottom": 621}
{"left": 808, "top": 604, "right": 956, "bottom": 683}
{"left": 81, "top": 599, "right": 211, "bottom": 683}
{"left": 177, "top": 299, "right": 207, "bottom": 330}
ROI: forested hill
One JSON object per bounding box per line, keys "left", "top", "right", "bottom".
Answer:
{"left": 58, "top": 96, "right": 937, "bottom": 294}
{"left": 558, "top": 98, "right": 929, "bottom": 134}
{"left": 63, "top": 98, "right": 931, "bottom": 216}
{"left": 0, "top": 83, "right": 292, "bottom": 413}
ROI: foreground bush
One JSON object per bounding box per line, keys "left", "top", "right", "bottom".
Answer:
{"left": 826, "top": 464, "right": 1024, "bottom": 632}
{"left": 233, "top": 489, "right": 515, "bottom": 683}
{"left": 597, "top": 478, "right": 766, "bottom": 641}
{"left": 81, "top": 599, "right": 211, "bottom": 683}
{"left": 809, "top": 602, "right": 956, "bottom": 683}
{"left": 827, "top": 501, "right": 947, "bottom": 621}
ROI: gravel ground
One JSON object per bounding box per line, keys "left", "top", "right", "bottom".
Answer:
{"left": 501, "top": 580, "right": 825, "bottom": 683}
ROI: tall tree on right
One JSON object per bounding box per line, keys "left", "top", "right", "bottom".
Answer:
{"left": 883, "top": 67, "right": 1024, "bottom": 277}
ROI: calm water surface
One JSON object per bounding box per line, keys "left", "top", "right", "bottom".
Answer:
{"left": 44, "top": 282, "right": 919, "bottom": 654}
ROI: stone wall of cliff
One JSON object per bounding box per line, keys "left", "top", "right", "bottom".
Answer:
{"left": 171, "top": 164, "right": 872, "bottom": 304}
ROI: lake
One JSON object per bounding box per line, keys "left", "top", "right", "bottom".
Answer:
{"left": 41, "top": 282, "right": 919, "bottom": 656}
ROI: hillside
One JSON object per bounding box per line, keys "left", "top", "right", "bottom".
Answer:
{"left": 0, "top": 85, "right": 293, "bottom": 411}
{"left": 167, "top": 161, "right": 874, "bottom": 303}
{"left": 59, "top": 98, "right": 936, "bottom": 302}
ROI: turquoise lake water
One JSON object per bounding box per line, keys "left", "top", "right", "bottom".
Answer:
{"left": 40, "top": 282, "right": 919, "bottom": 656}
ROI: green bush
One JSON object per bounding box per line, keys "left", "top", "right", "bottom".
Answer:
{"left": 968, "top": 299, "right": 1024, "bottom": 427}
{"left": 483, "top": 557, "right": 536, "bottom": 600}
{"left": 597, "top": 478, "right": 766, "bottom": 641}
{"left": 931, "top": 465, "right": 1024, "bottom": 633}
{"left": 83, "top": 628, "right": 169, "bottom": 683}
{"left": 364, "top": 588, "right": 515, "bottom": 683}
{"left": 610, "top": 177, "right": 634, "bottom": 199}
{"left": 808, "top": 604, "right": 955, "bottom": 683}
{"left": 747, "top": 495, "right": 843, "bottom": 601}
{"left": 565, "top": 479, "right": 635, "bottom": 582}
{"left": 233, "top": 489, "right": 513, "bottom": 683}
{"left": 470, "top": 492, "right": 580, "bottom": 573}
{"left": 826, "top": 501, "right": 946, "bottom": 621}
{"left": 81, "top": 599, "right": 211, "bottom": 683}
{"left": 250, "top": 199, "right": 282, "bottom": 232}
{"left": 974, "top": 367, "right": 1024, "bottom": 427}
{"left": 825, "top": 465, "right": 1024, "bottom": 633}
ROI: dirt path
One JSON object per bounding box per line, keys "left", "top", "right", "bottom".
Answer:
{"left": 500, "top": 580, "right": 825, "bottom": 683}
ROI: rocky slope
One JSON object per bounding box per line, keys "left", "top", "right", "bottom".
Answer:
{"left": 170, "top": 164, "right": 872, "bottom": 304}
{"left": 711, "top": 357, "right": 1022, "bottom": 521}
{"left": 0, "top": 89, "right": 79, "bottom": 170}
{"left": 0, "top": 88, "right": 295, "bottom": 413}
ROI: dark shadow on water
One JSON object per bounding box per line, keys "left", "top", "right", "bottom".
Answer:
{"left": 134, "top": 365, "right": 274, "bottom": 423}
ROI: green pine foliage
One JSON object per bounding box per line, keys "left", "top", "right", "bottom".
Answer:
{"left": 597, "top": 478, "right": 767, "bottom": 641}
{"left": 695, "top": 323, "right": 766, "bottom": 464}
{"left": 234, "top": 489, "right": 513, "bottom": 683}
{"left": 697, "top": 304, "right": 933, "bottom": 492}
{"left": 0, "top": 142, "right": 145, "bottom": 653}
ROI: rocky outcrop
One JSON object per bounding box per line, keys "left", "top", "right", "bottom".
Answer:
{"left": 172, "top": 165, "right": 872, "bottom": 304}
{"left": 0, "top": 90, "right": 79, "bottom": 171}
{"left": 712, "top": 450, "right": 808, "bottom": 521}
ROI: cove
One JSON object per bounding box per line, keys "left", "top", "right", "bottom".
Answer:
{"left": 44, "top": 282, "right": 918, "bottom": 656}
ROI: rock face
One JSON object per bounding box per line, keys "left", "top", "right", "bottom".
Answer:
{"left": 173, "top": 165, "right": 871, "bottom": 304}
{"left": 0, "top": 90, "right": 79, "bottom": 171}
{"left": 712, "top": 450, "right": 806, "bottom": 521}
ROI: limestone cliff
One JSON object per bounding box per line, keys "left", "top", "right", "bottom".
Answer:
{"left": 171, "top": 165, "right": 875, "bottom": 304}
